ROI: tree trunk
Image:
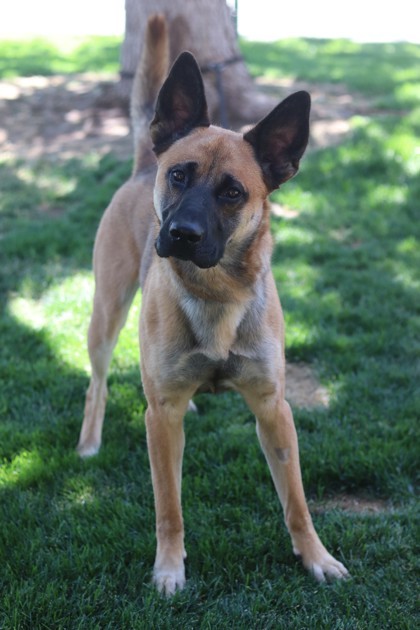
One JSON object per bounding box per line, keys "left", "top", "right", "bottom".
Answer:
{"left": 119, "top": 0, "right": 276, "bottom": 128}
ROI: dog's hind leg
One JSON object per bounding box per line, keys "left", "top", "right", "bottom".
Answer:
{"left": 77, "top": 287, "right": 137, "bottom": 457}
{"left": 77, "top": 218, "right": 140, "bottom": 457}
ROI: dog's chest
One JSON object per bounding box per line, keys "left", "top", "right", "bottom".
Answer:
{"left": 180, "top": 295, "right": 246, "bottom": 362}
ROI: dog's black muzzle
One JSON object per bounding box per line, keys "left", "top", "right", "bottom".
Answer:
{"left": 155, "top": 188, "right": 226, "bottom": 269}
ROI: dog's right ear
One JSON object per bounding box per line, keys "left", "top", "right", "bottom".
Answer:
{"left": 150, "top": 52, "right": 210, "bottom": 154}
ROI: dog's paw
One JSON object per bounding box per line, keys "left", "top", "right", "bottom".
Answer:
{"left": 76, "top": 442, "right": 100, "bottom": 458}
{"left": 153, "top": 565, "right": 186, "bottom": 596}
{"left": 303, "top": 551, "right": 349, "bottom": 583}
{"left": 293, "top": 539, "right": 349, "bottom": 582}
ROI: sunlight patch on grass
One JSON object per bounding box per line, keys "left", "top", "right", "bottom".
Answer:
{"left": 16, "top": 164, "right": 78, "bottom": 198}
{"left": 386, "top": 134, "right": 420, "bottom": 166}
{"left": 366, "top": 184, "right": 407, "bottom": 208}
{"left": 396, "top": 236, "right": 418, "bottom": 255}
{"left": 283, "top": 265, "right": 319, "bottom": 300}
{"left": 389, "top": 247, "right": 420, "bottom": 289}
{"left": 391, "top": 266, "right": 420, "bottom": 290}
{"left": 273, "top": 224, "right": 315, "bottom": 248}
{"left": 8, "top": 272, "right": 94, "bottom": 371}
{"left": 0, "top": 449, "right": 43, "bottom": 487}
{"left": 8, "top": 296, "right": 46, "bottom": 331}
{"left": 284, "top": 316, "right": 317, "bottom": 349}
{"left": 61, "top": 478, "right": 97, "bottom": 508}
{"left": 8, "top": 271, "right": 141, "bottom": 374}
{"left": 0, "top": 36, "right": 121, "bottom": 77}
{"left": 273, "top": 188, "right": 315, "bottom": 213}
{"left": 405, "top": 151, "right": 420, "bottom": 177}
{"left": 274, "top": 257, "right": 319, "bottom": 290}
{"left": 394, "top": 82, "right": 420, "bottom": 107}
{"left": 352, "top": 114, "right": 420, "bottom": 166}
{"left": 273, "top": 258, "right": 322, "bottom": 352}
{"left": 43, "top": 273, "right": 94, "bottom": 370}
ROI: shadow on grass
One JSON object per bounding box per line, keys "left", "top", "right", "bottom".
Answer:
{"left": 0, "top": 154, "right": 131, "bottom": 303}
{"left": 0, "top": 153, "right": 139, "bottom": 464}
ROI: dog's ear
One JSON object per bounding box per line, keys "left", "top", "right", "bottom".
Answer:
{"left": 244, "top": 91, "right": 311, "bottom": 191}
{"left": 150, "top": 52, "right": 210, "bottom": 154}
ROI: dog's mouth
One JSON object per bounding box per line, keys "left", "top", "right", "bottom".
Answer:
{"left": 155, "top": 232, "right": 222, "bottom": 268}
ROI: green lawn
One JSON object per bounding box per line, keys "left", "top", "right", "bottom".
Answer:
{"left": 0, "top": 37, "right": 419, "bottom": 628}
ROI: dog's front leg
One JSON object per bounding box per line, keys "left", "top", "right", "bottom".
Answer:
{"left": 241, "top": 387, "right": 349, "bottom": 582}
{"left": 144, "top": 389, "right": 193, "bottom": 595}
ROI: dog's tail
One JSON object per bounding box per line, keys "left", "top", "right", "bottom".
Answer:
{"left": 131, "top": 14, "right": 169, "bottom": 173}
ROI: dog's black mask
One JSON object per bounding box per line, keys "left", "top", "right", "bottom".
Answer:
{"left": 155, "top": 182, "right": 232, "bottom": 269}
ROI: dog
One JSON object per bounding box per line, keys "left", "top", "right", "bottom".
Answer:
{"left": 77, "top": 15, "right": 349, "bottom": 594}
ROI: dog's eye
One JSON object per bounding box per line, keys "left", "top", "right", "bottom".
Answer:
{"left": 224, "top": 187, "right": 242, "bottom": 200}
{"left": 171, "top": 169, "right": 186, "bottom": 184}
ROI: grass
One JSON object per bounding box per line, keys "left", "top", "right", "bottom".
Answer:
{"left": 0, "top": 37, "right": 121, "bottom": 77}
{"left": 1, "top": 36, "right": 419, "bottom": 628}
{"left": 242, "top": 37, "right": 420, "bottom": 108}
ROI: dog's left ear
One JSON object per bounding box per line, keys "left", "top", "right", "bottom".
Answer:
{"left": 150, "top": 52, "right": 210, "bottom": 154}
{"left": 244, "top": 91, "right": 311, "bottom": 191}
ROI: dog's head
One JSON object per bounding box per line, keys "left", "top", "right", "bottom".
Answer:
{"left": 150, "top": 52, "right": 310, "bottom": 269}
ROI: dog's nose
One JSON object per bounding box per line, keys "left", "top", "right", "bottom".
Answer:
{"left": 169, "top": 220, "right": 203, "bottom": 244}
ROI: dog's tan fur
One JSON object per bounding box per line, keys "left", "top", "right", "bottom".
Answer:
{"left": 77, "top": 15, "right": 348, "bottom": 594}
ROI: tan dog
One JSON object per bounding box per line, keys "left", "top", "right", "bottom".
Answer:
{"left": 77, "top": 15, "right": 349, "bottom": 594}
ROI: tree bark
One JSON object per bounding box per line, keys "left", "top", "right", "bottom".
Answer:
{"left": 119, "top": 0, "right": 276, "bottom": 128}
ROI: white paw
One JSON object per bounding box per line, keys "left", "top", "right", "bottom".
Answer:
{"left": 153, "top": 565, "right": 186, "bottom": 596}
{"left": 306, "top": 553, "right": 349, "bottom": 582}
{"left": 293, "top": 542, "right": 349, "bottom": 582}
{"left": 76, "top": 442, "right": 100, "bottom": 458}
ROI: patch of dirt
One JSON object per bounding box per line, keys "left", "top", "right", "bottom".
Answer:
{"left": 256, "top": 76, "right": 376, "bottom": 149}
{"left": 310, "top": 494, "right": 391, "bottom": 514}
{"left": 286, "top": 363, "right": 330, "bottom": 409}
{"left": 0, "top": 72, "right": 373, "bottom": 409}
{"left": 0, "top": 72, "right": 378, "bottom": 163}
{"left": 0, "top": 73, "right": 131, "bottom": 161}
